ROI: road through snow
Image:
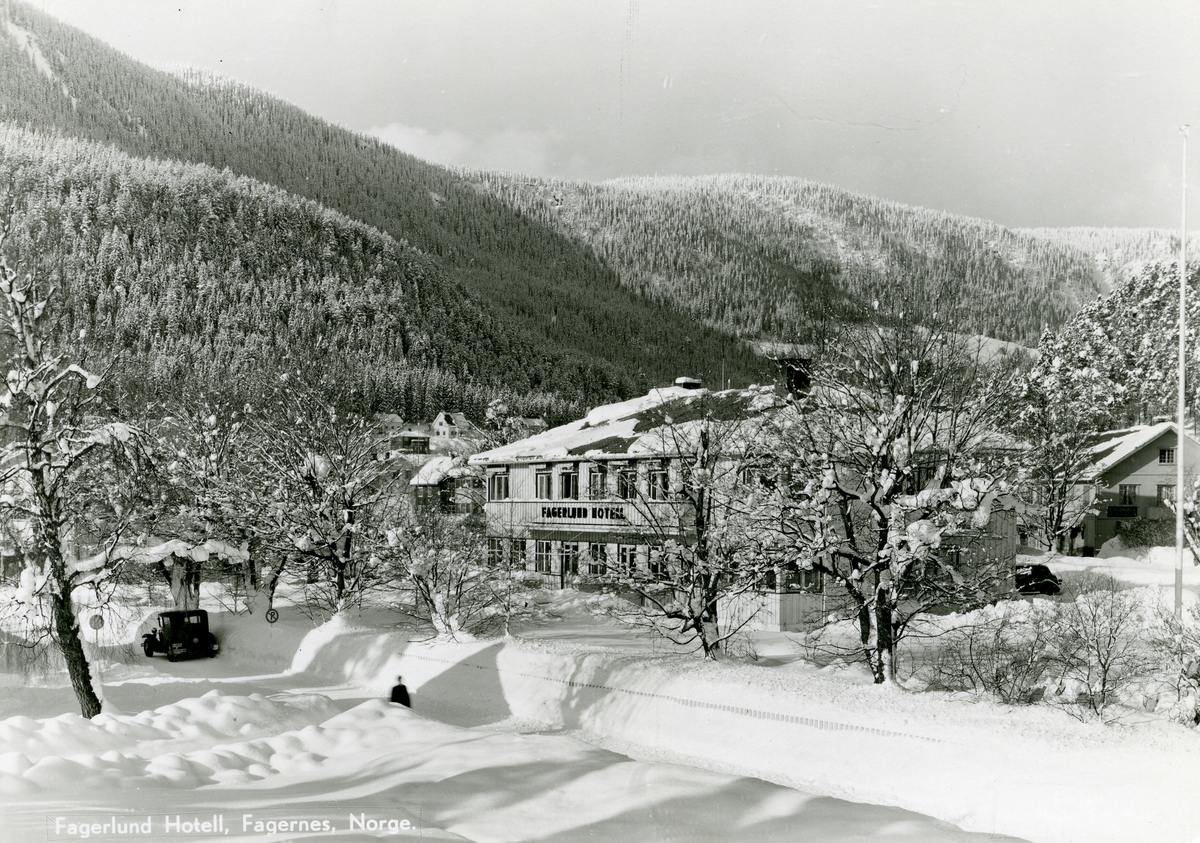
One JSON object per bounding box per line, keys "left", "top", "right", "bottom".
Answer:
{"left": 0, "top": 612, "right": 1024, "bottom": 843}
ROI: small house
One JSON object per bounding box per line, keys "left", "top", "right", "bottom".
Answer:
{"left": 1079, "top": 422, "right": 1200, "bottom": 554}
{"left": 432, "top": 412, "right": 478, "bottom": 441}
{"left": 409, "top": 456, "right": 483, "bottom": 515}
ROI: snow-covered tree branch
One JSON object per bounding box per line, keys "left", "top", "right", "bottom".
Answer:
{"left": 767, "top": 316, "right": 1018, "bottom": 682}
{"left": 0, "top": 230, "right": 147, "bottom": 718}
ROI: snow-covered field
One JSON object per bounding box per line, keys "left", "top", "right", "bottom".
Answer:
{"left": 1, "top": 550, "right": 1198, "bottom": 843}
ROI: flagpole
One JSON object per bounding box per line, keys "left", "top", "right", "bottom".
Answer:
{"left": 1178, "top": 124, "right": 1189, "bottom": 621}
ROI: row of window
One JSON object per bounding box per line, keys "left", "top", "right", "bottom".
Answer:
{"left": 485, "top": 538, "right": 668, "bottom": 576}
{"left": 1116, "top": 483, "right": 1175, "bottom": 507}
{"left": 487, "top": 463, "right": 671, "bottom": 502}
{"left": 482, "top": 538, "right": 826, "bottom": 592}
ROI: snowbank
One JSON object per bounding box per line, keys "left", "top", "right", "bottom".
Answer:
{"left": 0, "top": 690, "right": 340, "bottom": 794}
{"left": 290, "top": 622, "right": 1200, "bottom": 843}
{"left": 0, "top": 688, "right": 1007, "bottom": 842}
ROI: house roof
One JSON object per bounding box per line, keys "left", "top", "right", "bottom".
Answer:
{"left": 469, "top": 385, "right": 780, "bottom": 466}
{"left": 396, "top": 423, "right": 432, "bottom": 437}
{"left": 1083, "top": 422, "right": 1195, "bottom": 481}
{"left": 435, "top": 411, "right": 472, "bottom": 428}
{"left": 408, "top": 455, "right": 477, "bottom": 485}
{"left": 409, "top": 456, "right": 456, "bottom": 486}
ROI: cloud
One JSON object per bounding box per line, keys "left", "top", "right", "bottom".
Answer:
{"left": 367, "top": 122, "right": 560, "bottom": 176}
{"left": 367, "top": 123, "right": 472, "bottom": 167}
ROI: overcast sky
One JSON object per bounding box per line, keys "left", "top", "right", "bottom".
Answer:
{"left": 35, "top": 0, "right": 1200, "bottom": 229}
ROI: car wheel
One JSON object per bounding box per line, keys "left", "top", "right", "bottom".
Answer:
{"left": 142, "top": 639, "right": 155, "bottom": 658}
{"left": 167, "top": 650, "right": 178, "bottom": 663}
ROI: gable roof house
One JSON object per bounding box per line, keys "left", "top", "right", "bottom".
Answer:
{"left": 432, "top": 412, "right": 477, "bottom": 440}
{"left": 1078, "top": 422, "right": 1200, "bottom": 555}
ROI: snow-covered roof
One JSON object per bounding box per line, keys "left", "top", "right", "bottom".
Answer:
{"left": 434, "top": 411, "right": 473, "bottom": 428}
{"left": 409, "top": 455, "right": 455, "bottom": 486}
{"left": 469, "top": 386, "right": 780, "bottom": 466}
{"left": 1083, "top": 422, "right": 1194, "bottom": 481}
{"left": 69, "top": 538, "right": 249, "bottom": 576}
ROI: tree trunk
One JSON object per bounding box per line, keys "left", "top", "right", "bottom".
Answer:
{"left": 35, "top": 481, "right": 103, "bottom": 718}
{"left": 167, "top": 558, "right": 201, "bottom": 610}
{"left": 875, "top": 596, "right": 893, "bottom": 684}
{"left": 246, "top": 554, "right": 287, "bottom": 617}
{"left": 50, "top": 590, "right": 101, "bottom": 718}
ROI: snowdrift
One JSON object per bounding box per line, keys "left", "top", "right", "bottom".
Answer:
{"left": 290, "top": 619, "right": 1200, "bottom": 843}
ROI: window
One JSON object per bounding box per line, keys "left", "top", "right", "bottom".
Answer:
{"left": 769, "top": 566, "right": 824, "bottom": 592}
{"left": 487, "top": 473, "right": 509, "bottom": 501}
{"left": 559, "top": 542, "right": 580, "bottom": 576}
{"left": 588, "top": 464, "right": 608, "bottom": 499}
{"left": 415, "top": 486, "right": 436, "bottom": 509}
{"left": 648, "top": 466, "right": 669, "bottom": 501}
{"left": 536, "top": 470, "right": 553, "bottom": 500}
{"left": 509, "top": 539, "right": 527, "bottom": 569}
{"left": 647, "top": 546, "right": 668, "bottom": 577}
{"left": 1158, "top": 485, "right": 1176, "bottom": 506}
{"left": 587, "top": 543, "right": 608, "bottom": 575}
{"left": 1118, "top": 484, "right": 1138, "bottom": 506}
{"left": 559, "top": 466, "right": 579, "bottom": 500}
{"left": 617, "top": 544, "right": 637, "bottom": 577}
{"left": 617, "top": 466, "right": 638, "bottom": 500}
{"left": 454, "top": 476, "right": 483, "bottom": 515}
{"left": 1160, "top": 448, "right": 1176, "bottom": 465}
{"left": 535, "top": 540, "right": 553, "bottom": 573}
{"left": 795, "top": 567, "right": 823, "bottom": 593}
{"left": 487, "top": 538, "right": 503, "bottom": 567}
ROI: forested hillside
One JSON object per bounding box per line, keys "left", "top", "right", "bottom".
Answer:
{"left": 0, "top": 2, "right": 769, "bottom": 404}
{"left": 1038, "top": 260, "right": 1200, "bottom": 426}
{"left": 3, "top": 0, "right": 1186, "bottom": 373}
{"left": 0, "top": 127, "right": 594, "bottom": 422}
{"left": 1019, "top": 226, "right": 1189, "bottom": 290}
{"left": 472, "top": 174, "right": 1119, "bottom": 345}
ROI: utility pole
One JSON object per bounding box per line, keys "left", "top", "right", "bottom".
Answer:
{"left": 1177, "top": 124, "right": 1189, "bottom": 620}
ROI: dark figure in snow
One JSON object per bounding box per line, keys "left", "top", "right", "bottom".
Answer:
{"left": 390, "top": 676, "right": 410, "bottom": 707}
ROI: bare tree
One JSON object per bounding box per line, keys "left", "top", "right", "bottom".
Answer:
{"left": 0, "top": 237, "right": 146, "bottom": 717}
{"left": 924, "top": 602, "right": 1057, "bottom": 704}
{"left": 1148, "top": 598, "right": 1200, "bottom": 724}
{"left": 140, "top": 400, "right": 262, "bottom": 610}
{"left": 382, "top": 502, "right": 499, "bottom": 638}
{"left": 1007, "top": 330, "right": 1116, "bottom": 553}
{"left": 768, "top": 316, "right": 1016, "bottom": 683}
{"left": 1047, "top": 573, "right": 1150, "bottom": 720}
{"left": 605, "top": 387, "right": 779, "bottom": 658}
{"left": 249, "top": 378, "right": 401, "bottom": 617}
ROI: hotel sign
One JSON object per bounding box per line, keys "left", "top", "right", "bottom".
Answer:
{"left": 540, "top": 505, "right": 628, "bottom": 521}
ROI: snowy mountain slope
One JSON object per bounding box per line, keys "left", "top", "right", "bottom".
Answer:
{"left": 0, "top": 1, "right": 769, "bottom": 403}
{"left": 1035, "top": 261, "right": 1200, "bottom": 425}
{"left": 471, "top": 172, "right": 1118, "bottom": 345}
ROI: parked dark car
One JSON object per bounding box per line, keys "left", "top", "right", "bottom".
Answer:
{"left": 1016, "top": 563, "right": 1062, "bottom": 595}
{"left": 142, "top": 610, "right": 219, "bottom": 661}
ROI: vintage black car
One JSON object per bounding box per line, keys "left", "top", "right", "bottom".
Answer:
{"left": 142, "top": 610, "right": 219, "bottom": 661}
{"left": 1016, "top": 563, "right": 1062, "bottom": 596}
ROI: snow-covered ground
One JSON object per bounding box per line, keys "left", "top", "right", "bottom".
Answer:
{"left": 0, "top": 549, "right": 1198, "bottom": 842}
